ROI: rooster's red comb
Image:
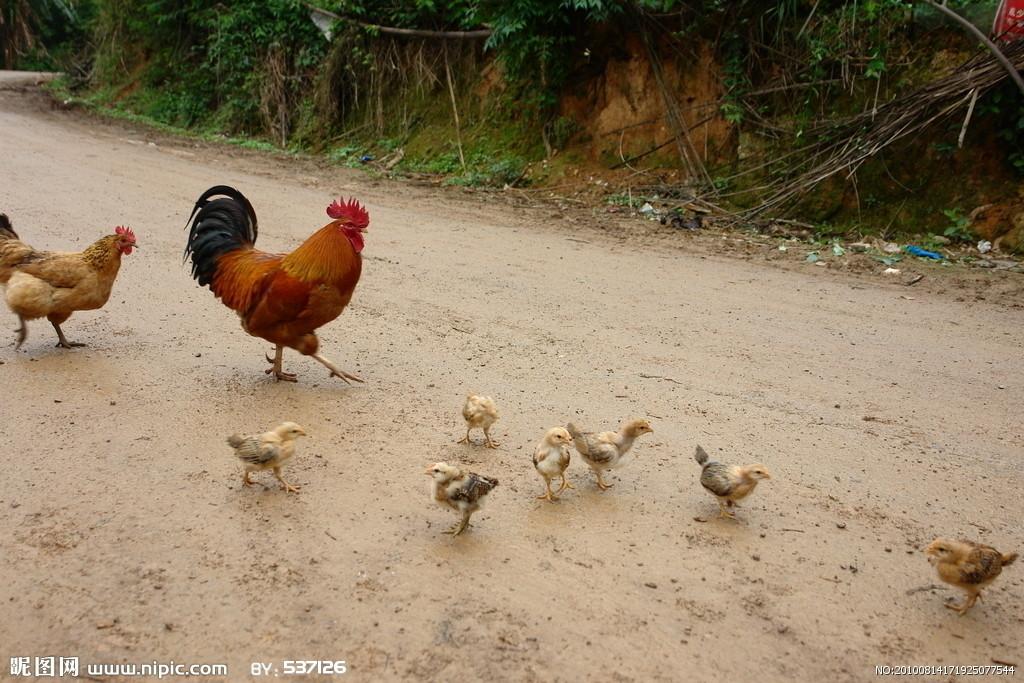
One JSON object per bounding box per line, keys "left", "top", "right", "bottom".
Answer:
{"left": 115, "top": 226, "right": 136, "bottom": 240}
{"left": 326, "top": 197, "right": 369, "bottom": 228}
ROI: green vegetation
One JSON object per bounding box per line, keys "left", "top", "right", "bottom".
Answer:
{"left": 6, "top": 0, "right": 1024, "bottom": 238}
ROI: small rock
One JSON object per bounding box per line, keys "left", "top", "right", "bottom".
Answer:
{"left": 644, "top": 582, "right": 658, "bottom": 589}
{"left": 883, "top": 267, "right": 901, "bottom": 275}
{"left": 836, "top": 522, "right": 847, "bottom": 529}
{"left": 194, "top": 352, "right": 202, "bottom": 357}
{"left": 751, "top": 554, "right": 761, "bottom": 561}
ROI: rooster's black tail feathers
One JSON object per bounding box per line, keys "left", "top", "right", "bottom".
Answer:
{"left": 184, "top": 185, "right": 258, "bottom": 287}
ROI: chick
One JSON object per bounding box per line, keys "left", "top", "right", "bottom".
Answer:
{"left": 566, "top": 419, "right": 653, "bottom": 491}
{"left": 925, "top": 538, "right": 1017, "bottom": 615}
{"left": 533, "top": 427, "right": 574, "bottom": 502}
{"left": 227, "top": 422, "right": 307, "bottom": 493}
{"left": 426, "top": 462, "right": 499, "bottom": 535}
{"left": 694, "top": 445, "right": 770, "bottom": 519}
{"left": 459, "top": 394, "right": 500, "bottom": 448}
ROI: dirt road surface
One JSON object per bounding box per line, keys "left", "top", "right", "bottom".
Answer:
{"left": 1, "top": 73, "right": 1022, "bottom": 681}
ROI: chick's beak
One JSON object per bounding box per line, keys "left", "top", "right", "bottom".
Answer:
{"left": 424, "top": 467, "right": 434, "bottom": 475}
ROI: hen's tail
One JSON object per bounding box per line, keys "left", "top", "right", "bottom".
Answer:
{"left": 1003, "top": 552, "right": 1018, "bottom": 567}
{"left": 695, "top": 445, "right": 710, "bottom": 466}
{"left": 0, "top": 214, "right": 17, "bottom": 240}
{"left": 184, "top": 186, "right": 259, "bottom": 287}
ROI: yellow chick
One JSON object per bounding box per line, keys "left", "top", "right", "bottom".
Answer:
{"left": 459, "top": 394, "right": 499, "bottom": 448}
{"left": 925, "top": 538, "right": 1017, "bottom": 615}
{"left": 426, "top": 462, "right": 499, "bottom": 535}
{"left": 533, "top": 427, "right": 574, "bottom": 502}
{"left": 227, "top": 421, "right": 307, "bottom": 493}
{"left": 566, "top": 418, "right": 653, "bottom": 490}
{"left": 694, "top": 445, "right": 770, "bottom": 519}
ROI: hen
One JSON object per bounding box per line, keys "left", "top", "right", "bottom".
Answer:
{"left": 694, "top": 445, "right": 771, "bottom": 519}
{"left": 566, "top": 419, "right": 652, "bottom": 490}
{"left": 0, "top": 214, "right": 136, "bottom": 349}
{"left": 184, "top": 186, "right": 367, "bottom": 383}
{"left": 227, "top": 421, "right": 307, "bottom": 493}
{"left": 925, "top": 538, "right": 1017, "bottom": 615}
{"left": 533, "top": 427, "right": 574, "bottom": 502}
{"left": 426, "top": 462, "right": 498, "bottom": 535}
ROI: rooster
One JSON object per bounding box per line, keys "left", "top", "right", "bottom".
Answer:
{"left": 184, "top": 186, "right": 368, "bottom": 383}
{"left": 0, "top": 213, "right": 137, "bottom": 349}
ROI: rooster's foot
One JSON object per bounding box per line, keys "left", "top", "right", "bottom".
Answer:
{"left": 265, "top": 367, "right": 298, "bottom": 382}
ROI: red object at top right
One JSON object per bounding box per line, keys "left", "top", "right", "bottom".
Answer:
{"left": 993, "top": 0, "right": 1024, "bottom": 41}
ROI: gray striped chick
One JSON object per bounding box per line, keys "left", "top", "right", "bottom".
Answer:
{"left": 459, "top": 394, "right": 500, "bottom": 448}
{"left": 694, "top": 445, "right": 770, "bottom": 519}
{"left": 227, "top": 422, "right": 307, "bottom": 493}
{"left": 426, "top": 462, "right": 499, "bottom": 535}
{"left": 533, "top": 427, "right": 574, "bottom": 502}
{"left": 566, "top": 419, "right": 653, "bottom": 491}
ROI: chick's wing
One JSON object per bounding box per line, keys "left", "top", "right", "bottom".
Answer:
{"left": 700, "top": 462, "right": 737, "bottom": 497}
{"left": 233, "top": 436, "right": 282, "bottom": 465}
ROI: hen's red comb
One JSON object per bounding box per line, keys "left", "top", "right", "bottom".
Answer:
{"left": 326, "top": 198, "right": 369, "bottom": 228}
{"left": 115, "top": 226, "right": 136, "bottom": 240}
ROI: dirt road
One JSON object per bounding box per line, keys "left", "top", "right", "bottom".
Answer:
{"left": 1, "top": 75, "right": 1022, "bottom": 681}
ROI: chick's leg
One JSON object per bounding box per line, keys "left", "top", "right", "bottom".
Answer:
{"left": 265, "top": 345, "right": 297, "bottom": 382}
{"left": 51, "top": 321, "right": 85, "bottom": 348}
{"left": 557, "top": 474, "right": 575, "bottom": 492}
{"left": 14, "top": 315, "right": 27, "bottom": 350}
{"left": 484, "top": 427, "right": 500, "bottom": 449}
{"left": 947, "top": 591, "right": 978, "bottom": 615}
{"left": 273, "top": 466, "right": 300, "bottom": 493}
{"left": 458, "top": 428, "right": 471, "bottom": 444}
{"left": 443, "top": 511, "right": 472, "bottom": 536}
{"left": 595, "top": 470, "right": 613, "bottom": 491}
{"left": 718, "top": 499, "right": 737, "bottom": 519}
{"left": 310, "top": 353, "right": 363, "bottom": 384}
{"left": 242, "top": 471, "right": 255, "bottom": 487}
{"left": 537, "top": 478, "right": 556, "bottom": 502}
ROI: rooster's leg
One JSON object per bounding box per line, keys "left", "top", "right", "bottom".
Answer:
{"left": 273, "top": 466, "right": 300, "bottom": 493}
{"left": 310, "top": 353, "right": 364, "bottom": 384}
{"left": 264, "top": 345, "right": 297, "bottom": 382}
{"left": 52, "top": 322, "right": 85, "bottom": 349}
{"left": 14, "top": 316, "right": 27, "bottom": 350}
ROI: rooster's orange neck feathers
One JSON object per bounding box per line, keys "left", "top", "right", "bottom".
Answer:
{"left": 281, "top": 222, "right": 361, "bottom": 283}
